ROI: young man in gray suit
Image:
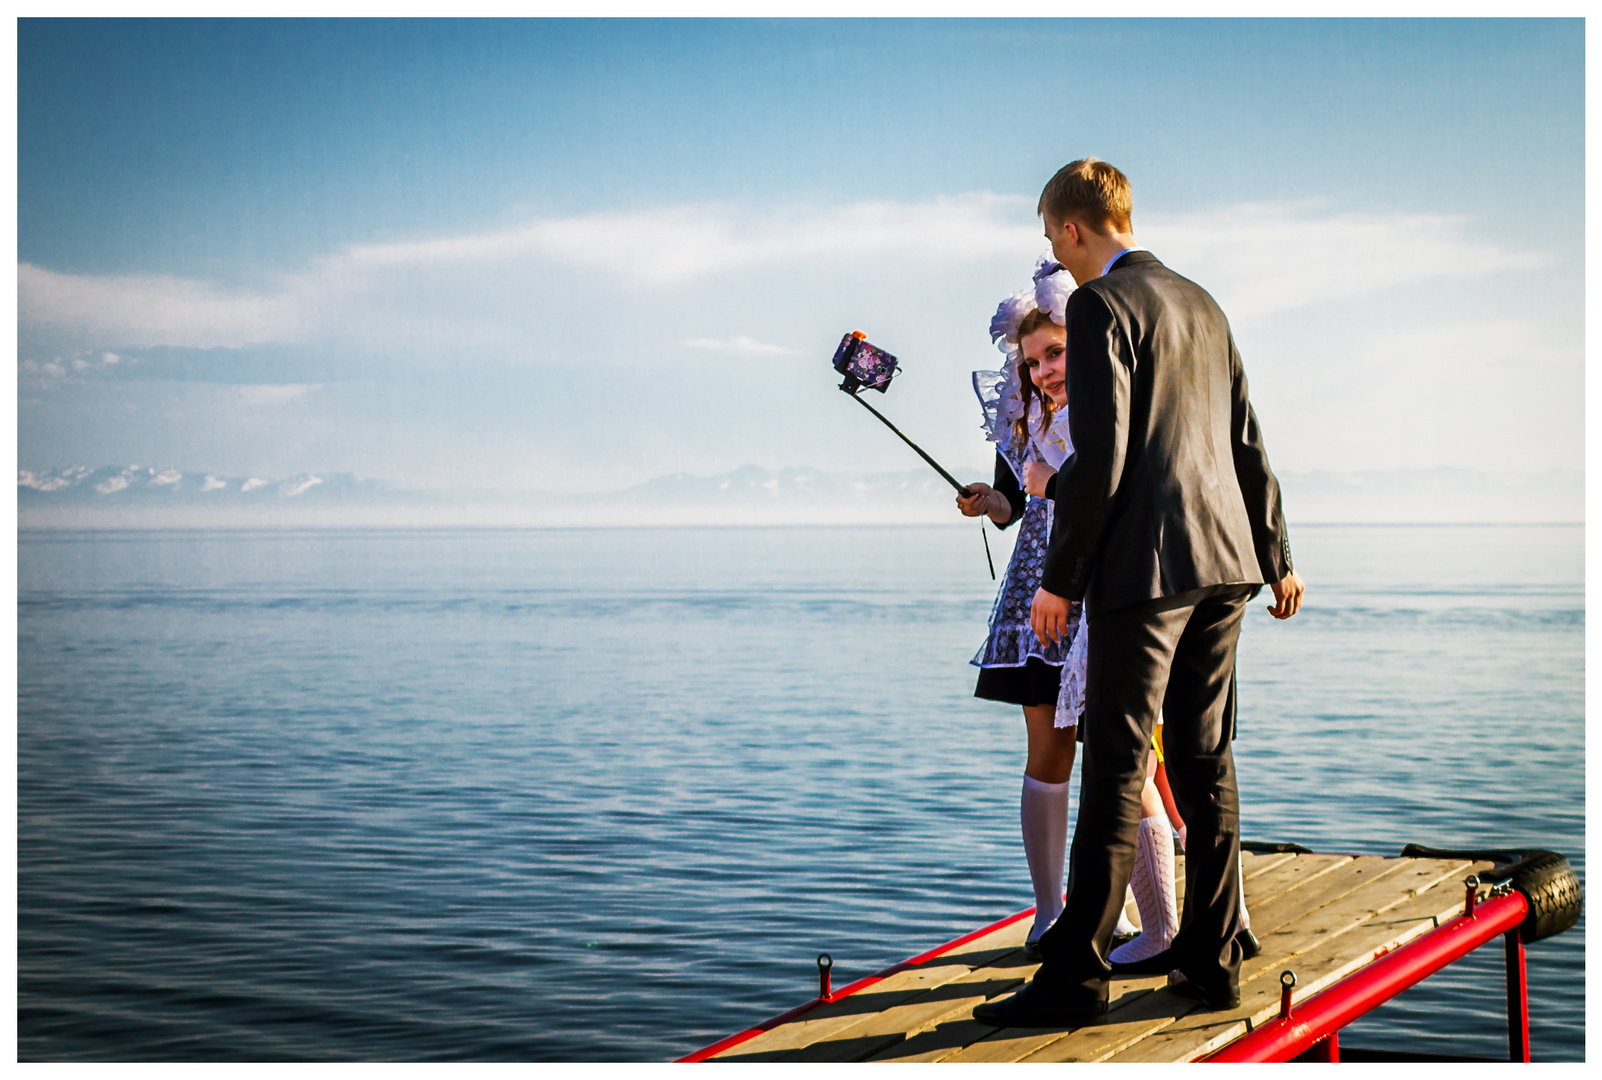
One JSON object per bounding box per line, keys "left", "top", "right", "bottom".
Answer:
{"left": 975, "top": 158, "right": 1305, "bottom": 1028}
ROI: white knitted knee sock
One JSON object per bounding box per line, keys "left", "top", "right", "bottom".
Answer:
{"left": 1020, "top": 775, "right": 1069, "bottom": 941}
{"left": 1238, "top": 847, "right": 1252, "bottom": 929}
{"left": 1109, "top": 813, "right": 1178, "bottom": 963}
{"left": 1116, "top": 887, "right": 1140, "bottom": 936}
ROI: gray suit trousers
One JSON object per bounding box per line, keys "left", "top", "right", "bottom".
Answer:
{"left": 1037, "top": 583, "right": 1253, "bottom": 1002}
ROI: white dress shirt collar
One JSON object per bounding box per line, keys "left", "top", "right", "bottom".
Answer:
{"left": 1100, "top": 247, "right": 1146, "bottom": 279}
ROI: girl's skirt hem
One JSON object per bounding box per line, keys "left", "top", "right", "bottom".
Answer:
{"left": 974, "top": 656, "right": 1063, "bottom": 708}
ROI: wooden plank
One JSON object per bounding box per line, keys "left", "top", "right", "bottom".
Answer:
{"left": 773, "top": 850, "right": 1200, "bottom": 1062}
{"left": 1241, "top": 850, "right": 1300, "bottom": 880}
{"left": 711, "top": 852, "right": 1491, "bottom": 1064}
{"left": 867, "top": 863, "right": 1199, "bottom": 1063}
{"left": 1243, "top": 855, "right": 1410, "bottom": 936}
{"left": 859, "top": 852, "right": 1345, "bottom": 1063}
{"left": 1016, "top": 982, "right": 1193, "bottom": 1063}
{"left": 865, "top": 1016, "right": 1000, "bottom": 1063}
{"left": 711, "top": 919, "right": 1033, "bottom": 1060}
{"left": 1105, "top": 858, "right": 1491, "bottom": 1062}
{"left": 975, "top": 976, "right": 1185, "bottom": 1064}
{"left": 785, "top": 951, "right": 1038, "bottom": 1063}
{"left": 1132, "top": 869, "right": 1487, "bottom": 1063}
{"left": 861, "top": 952, "right": 1171, "bottom": 1062}
{"left": 940, "top": 1025, "right": 1077, "bottom": 1062}
{"left": 1013, "top": 857, "right": 1404, "bottom": 1063}
{"left": 1236, "top": 853, "right": 1355, "bottom": 911}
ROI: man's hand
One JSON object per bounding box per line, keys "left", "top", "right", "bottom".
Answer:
{"left": 1023, "top": 461, "right": 1057, "bottom": 499}
{"left": 1267, "top": 571, "right": 1304, "bottom": 619}
{"left": 1030, "top": 587, "right": 1073, "bottom": 647}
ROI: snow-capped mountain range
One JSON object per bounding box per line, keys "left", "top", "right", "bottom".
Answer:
{"left": 16, "top": 462, "right": 1583, "bottom": 528}
{"left": 18, "top": 465, "right": 385, "bottom": 503}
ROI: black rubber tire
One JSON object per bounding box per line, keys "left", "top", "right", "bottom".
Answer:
{"left": 1398, "top": 843, "right": 1583, "bottom": 944}
{"left": 1504, "top": 851, "right": 1583, "bottom": 944}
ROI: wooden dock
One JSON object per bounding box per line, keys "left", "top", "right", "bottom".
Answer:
{"left": 698, "top": 849, "right": 1498, "bottom": 1063}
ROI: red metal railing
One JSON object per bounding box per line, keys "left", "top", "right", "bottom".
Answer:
{"left": 677, "top": 906, "right": 1036, "bottom": 1062}
{"left": 1205, "top": 882, "right": 1530, "bottom": 1063}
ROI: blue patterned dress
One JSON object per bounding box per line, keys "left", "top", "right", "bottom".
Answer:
{"left": 969, "top": 396, "right": 1085, "bottom": 710}
{"left": 971, "top": 460, "right": 1075, "bottom": 673}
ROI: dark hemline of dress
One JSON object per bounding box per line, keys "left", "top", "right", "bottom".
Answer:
{"left": 974, "top": 655, "right": 1062, "bottom": 707}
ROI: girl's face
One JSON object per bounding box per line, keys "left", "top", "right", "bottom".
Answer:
{"left": 1020, "top": 324, "right": 1068, "bottom": 407}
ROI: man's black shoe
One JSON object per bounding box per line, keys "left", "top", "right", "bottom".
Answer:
{"left": 1166, "top": 970, "right": 1240, "bottom": 1010}
{"left": 1236, "top": 927, "right": 1262, "bottom": 960}
{"left": 972, "top": 978, "right": 1109, "bottom": 1029}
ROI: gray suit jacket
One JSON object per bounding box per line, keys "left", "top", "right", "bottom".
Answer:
{"left": 1041, "top": 251, "right": 1292, "bottom": 613}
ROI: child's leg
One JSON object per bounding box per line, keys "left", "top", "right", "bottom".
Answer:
{"left": 1110, "top": 749, "right": 1178, "bottom": 963}
{"left": 1154, "top": 758, "right": 1185, "bottom": 844}
{"left": 1021, "top": 704, "right": 1075, "bottom": 941}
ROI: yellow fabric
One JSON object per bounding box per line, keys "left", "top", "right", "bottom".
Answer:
{"left": 1152, "top": 724, "right": 1165, "bottom": 764}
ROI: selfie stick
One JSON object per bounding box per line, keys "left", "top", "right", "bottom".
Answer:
{"left": 835, "top": 331, "right": 994, "bottom": 579}
{"left": 843, "top": 389, "right": 971, "bottom": 497}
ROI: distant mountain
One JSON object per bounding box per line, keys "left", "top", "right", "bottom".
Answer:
{"left": 18, "top": 465, "right": 389, "bottom": 505}
{"left": 623, "top": 464, "right": 960, "bottom": 505}
{"left": 17, "top": 462, "right": 1582, "bottom": 528}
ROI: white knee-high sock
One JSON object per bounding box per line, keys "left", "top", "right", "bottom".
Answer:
{"left": 1109, "top": 812, "right": 1178, "bottom": 963}
{"left": 1238, "top": 847, "right": 1252, "bottom": 929}
{"left": 1116, "top": 889, "right": 1140, "bottom": 936}
{"left": 1020, "top": 775, "right": 1069, "bottom": 941}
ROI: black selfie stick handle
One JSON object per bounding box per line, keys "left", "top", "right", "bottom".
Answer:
{"left": 847, "top": 390, "right": 971, "bottom": 496}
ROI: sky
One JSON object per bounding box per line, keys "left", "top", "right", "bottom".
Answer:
{"left": 16, "top": 18, "right": 1585, "bottom": 497}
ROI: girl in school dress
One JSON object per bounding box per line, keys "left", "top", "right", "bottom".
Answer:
{"left": 959, "top": 258, "right": 1182, "bottom": 963}
{"left": 956, "top": 261, "right": 1077, "bottom": 958}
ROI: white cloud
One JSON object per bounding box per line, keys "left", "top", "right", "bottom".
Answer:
{"left": 15, "top": 196, "right": 1575, "bottom": 486}
{"left": 18, "top": 263, "right": 300, "bottom": 349}
{"left": 18, "top": 469, "right": 73, "bottom": 492}
{"left": 20, "top": 358, "right": 68, "bottom": 381}
{"left": 331, "top": 195, "right": 1038, "bottom": 282}
{"left": 18, "top": 196, "right": 1550, "bottom": 360}
{"left": 282, "top": 475, "right": 323, "bottom": 497}
{"left": 1144, "top": 202, "right": 1550, "bottom": 327}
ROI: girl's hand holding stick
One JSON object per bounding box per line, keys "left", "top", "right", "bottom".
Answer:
{"left": 956, "top": 482, "right": 1011, "bottom": 526}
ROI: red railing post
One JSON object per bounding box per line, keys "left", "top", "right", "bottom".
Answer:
{"left": 1504, "top": 929, "right": 1529, "bottom": 1062}
{"left": 1203, "top": 889, "right": 1529, "bottom": 1063}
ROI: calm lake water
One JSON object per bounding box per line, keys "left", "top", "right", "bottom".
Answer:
{"left": 17, "top": 524, "right": 1584, "bottom": 1061}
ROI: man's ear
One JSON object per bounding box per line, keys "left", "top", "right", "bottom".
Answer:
{"left": 1064, "top": 221, "right": 1083, "bottom": 249}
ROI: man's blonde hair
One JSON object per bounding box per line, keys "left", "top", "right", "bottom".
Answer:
{"left": 1037, "top": 157, "right": 1133, "bottom": 235}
